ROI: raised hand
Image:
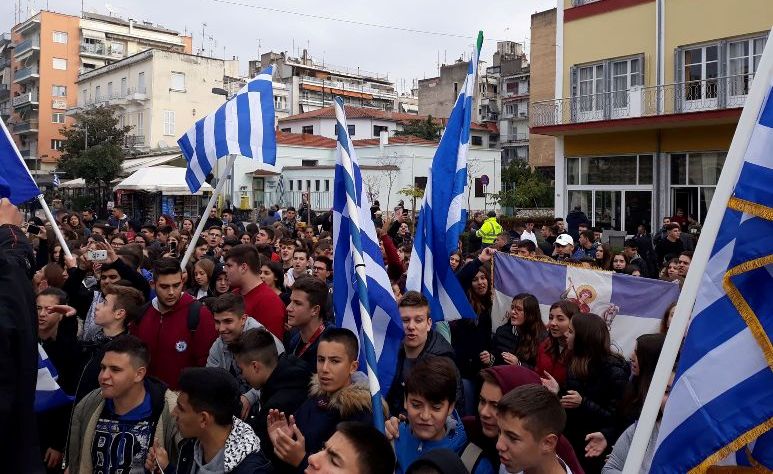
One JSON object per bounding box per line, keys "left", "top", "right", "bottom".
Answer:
{"left": 584, "top": 432, "right": 608, "bottom": 457}
{"left": 540, "top": 371, "right": 560, "bottom": 394}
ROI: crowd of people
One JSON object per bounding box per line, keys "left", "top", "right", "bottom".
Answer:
{"left": 1, "top": 196, "right": 697, "bottom": 474}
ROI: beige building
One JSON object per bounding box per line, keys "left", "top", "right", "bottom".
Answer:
{"left": 528, "top": 8, "right": 557, "bottom": 174}
{"left": 72, "top": 50, "right": 228, "bottom": 153}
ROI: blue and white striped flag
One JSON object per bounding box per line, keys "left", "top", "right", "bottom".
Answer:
{"left": 332, "top": 97, "right": 403, "bottom": 429}
{"left": 650, "top": 71, "right": 773, "bottom": 472}
{"left": 406, "top": 32, "right": 483, "bottom": 323}
{"left": 178, "top": 66, "right": 277, "bottom": 194}
{"left": 35, "top": 344, "right": 73, "bottom": 412}
{"left": 276, "top": 175, "right": 285, "bottom": 204}
{"left": 0, "top": 117, "right": 40, "bottom": 204}
{"left": 52, "top": 173, "right": 60, "bottom": 189}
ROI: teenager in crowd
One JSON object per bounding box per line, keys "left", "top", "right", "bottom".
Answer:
{"left": 659, "top": 303, "right": 676, "bottom": 334}
{"left": 188, "top": 257, "right": 215, "bottom": 300}
{"left": 210, "top": 263, "right": 230, "bottom": 297}
{"left": 66, "top": 336, "right": 181, "bottom": 473}
{"left": 231, "top": 328, "right": 312, "bottom": 470}
{"left": 306, "top": 422, "right": 395, "bottom": 474}
{"left": 496, "top": 384, "right": 574, "bottom": 474}
{"left": 267, "top": 328, "right": 376, "bottom": 472}
{"left": 146, "top": 367, "right": 273, "bottom": 473}
{"left": 284, "top": 248, "right": 311, "bottom": 288}
{"left": 594, "top": 244, "right": 613, "bottom": 271}
{"left": 131, "top": 258, "right": 217, "bottom": 390}
{"left": 463, "top": 365, "right": 584, "bottom": 474}
{"left": 486, "top": 293, "right": 547, "bottom": 368}
{"left": 206, "top": 293, "right": 285, "bottom": 420}
{"left": 278, "top": 238, "right": 297, "bottom": 273}
{"left": 546, "top": 313, "right": 630, "bottom": 473}
{"left": 260, "top": 260, "right": 291, "bottom": 305}
{"left": 535, "top": 300, "right": 579, "bottom": 391}
{"left": 658, "top": 257, "right": 681, "bottom": 282}
{"left": 285, "top": 275, "right": 329, "bottom": 371}
{"left": 386, "top": 291, "right": 462, "bottom": 417}
{"left": 225, "top": 244, "right": 287, "bottom": 340}
{"left": 655, "top": 223, "right": 684, "bottom": 265}
{"left": 610, "top": 253, "right": 630, "bottom": 273}
{"left": 386, "top": 357, "right": 495, "bottom": 474}
{"left": 449, "top": 251, "right": 462, "bottom": 272}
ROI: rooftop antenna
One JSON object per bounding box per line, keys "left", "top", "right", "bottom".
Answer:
{"left": 200, "top": 22, "right": 207, "bottom": 55}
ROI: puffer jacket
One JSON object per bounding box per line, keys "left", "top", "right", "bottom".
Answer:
{"left": 475, "top": 217, "right": 502, "bottom": 245}
{"left": 171, "top": 417, "right": 273, "bottom": 473}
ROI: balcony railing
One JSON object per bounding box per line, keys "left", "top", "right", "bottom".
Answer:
{"left": 13, "top": 120, "right": 39, "bottom": 133}
{"left": 502, "top": 133, "right": 530, "bottom": 144}
{"left": 124, "top": 135, "right": 145, "bottom": 147}
{"left": 572, "top": 0, "right": 601, "bottom": 5}
{"left": 0, "top": 87, "right": 9, "bottom": 101}
{"left": 13, "top": 65, "right": 39, "bottom": 82}
{"left": 531, "top": 74, "right": 754, "bottom": 128}
{"left": 81, "top": 87, "right": 148, "bottom": 107}
{"left": 14, "top": 37, "right": 40, "bottom": 56}
{"left": 81, "top": 42, "right": 106, "bottom": 55}
{"left": 12, "top": 92, "right": 38, "bottom": 107}
{"left": 299, "top": 76, "right": 397, "bottom": 99}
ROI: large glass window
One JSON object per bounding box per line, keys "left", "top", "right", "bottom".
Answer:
{"left": 669, "top": 152, "right": 726, "bottom": 223}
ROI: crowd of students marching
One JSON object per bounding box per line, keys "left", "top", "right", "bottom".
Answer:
{"left": 1, "top": 197, "right": 694, "bottom": 474}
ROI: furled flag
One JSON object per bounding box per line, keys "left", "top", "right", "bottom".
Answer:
{"left": 492, "top": 253, "right": 680, "bottom": 356}
{"left": 35, "top": 344, "right": 74, "bottom": 412}
{"left": 276, "top": 174, "right": 285, "bottom": 205}
{"left": 52, "top": 173, "right": 60, "bottom": 189}
{"left": 178, "top": 66, "right": 277, "bottom": 194}
{"left": 332, "top": 97, "right": 404, "bottom": 423}
{"left": 406, "top": 32, "right": 483, "bottom": 323}
{"left": 650, "top": 74, "right": 773, "bottom": 472}
{"left": 0, "top": 117, "right": 40, "bottom": 204}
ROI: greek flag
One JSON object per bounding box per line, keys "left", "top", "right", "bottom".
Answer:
{"left": 276, "top": 175, "right": 285, "bottom": 204}
{"left": 35, "top": 344, "right": 73, "bottom": 412}
{"left": 178, "top": 66, "right": 277, "bottom": 194}
{"left": 52, "top": 173, "right": 60, "bottom": 189}
{"left": 650, "top": 76, "right": 773, "bottom": 471}
{"left": 406, "top": 32, "right": 483, "bottom": 322}
{"left": 332, "top": 97, "right": 403, "bottom": 429}
{"left": 0, "top": 117, "right": 40, "bottom": 204}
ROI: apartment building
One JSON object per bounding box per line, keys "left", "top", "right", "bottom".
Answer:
{"left": 490, "top": 41, "right": 530, "bottom": 166}
{"left": 72, "top": 50, "right": 229, "bottom": 153}
{"left": 255, "top": 50, "right": 398, "bottom": 115}
{"left": 8, "top": 10, "right": 191, "bottom": 175}
{"left": 530, "top": 0, "right": 772, "bottom": 234}
{"left": 0, "top": 33, "right": 13, "bottom": 123}
{"left": 418, "top": 59, "right": 499, "bottom": 125}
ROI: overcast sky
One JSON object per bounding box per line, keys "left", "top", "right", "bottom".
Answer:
{"left": 3, "top": 0, "right": 555, "bottom": 92}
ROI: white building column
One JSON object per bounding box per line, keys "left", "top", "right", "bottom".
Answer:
{"left": 554, "top": 136, "right": 565, "bottom": 217}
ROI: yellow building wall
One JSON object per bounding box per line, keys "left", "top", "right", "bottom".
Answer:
{"left": 563, "top": 1, "right": 656, "bottom": 96}
{"left": 664, "top": 0, "right": 773, "bottom": 84}
{"left": 564, "top": 123, "right": 736, "bottom": 156}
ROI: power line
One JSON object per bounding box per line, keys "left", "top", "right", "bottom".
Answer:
{"left": 208, "top": 0, "right": 509, "bottom": 42}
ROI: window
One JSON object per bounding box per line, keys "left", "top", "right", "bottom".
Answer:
{"left": 170, "top": 72, "right": 185, "bottom": 92}
{"left": 163, "top": 111, "right": 175, "bottom": 135}
{"left": 52, "top": 31, "right": 68, "bottom": 43}
{"left": 138, "top": 72, "right": 146, "bottom": 93}
{"left": 315, "top": 180, "right": 320, "bottom": 191}
{"left": 306, "top": 180, "right": 311, "bottom": 192}
{"left": 347, "top": 124, "right": 356, "bottom": 136}
{"left": 611, "top": 57, "right": 641, "bottom": 108}
{"left": 137, "top": 112, "right": 143, "bottom": 134}
{"left": 110, "top": 41, "right": 125, "bottom": 57}
{"left": 669, "top": 152, "right": 727, "bottom": 223}
{"left": 471, "top": 135, "right": 483, "bottom": 146}
{"left": 273, "top": 95, "right": 286, "bottom": 111}
{"left": 301, "top": 160, "right": 318, "bottom": 167}
{"left": 51, "top": 139, "right": 64, "bottom": 151}
{"left": 683, "top": 45, "right": 718, "bottom": 101}
{"left": 453, "top": 82, "right": 458, "bottom": 97}
{"left": 414, "top": 176, "right": 427, "bottom": 189}
{"left": 52, "top": 58, "right": 67, "bottom": 70}
{"left": 120, "top": 77, "right": 127, "bottom": 96}
{"left": 578, "top": 63, "right": 604, "bottom": 112}
{"left": 506, "top": 81, "right": 517, "bottom": 93}
{"left": 474, "top": 178, "right": 486, "bottom": 198}
{"left": 325, "top": 180, "right": 330, "bottom": 192}
{"left": 296, "top": 180, "right": 302, "bottom": 191}
{"left": 52, "top": 85, "right": 67, "bottom": 97}
{"left": 107, "top": 81, "right": 113, "bottom": 99}
{"left": 573, "top": 55, "right": 643, "bottom": 115}
{"left": 95, "top": 85, "right": 101, "bottom": 101}
{"left": 302, "top": 125, "right": 313, "bottom": 134}
{"left": 52, "top": 113, "right": 65, "bottom": 124}
{"left": 280, "top": 127, "right": 291, "bottom": 133}
{"left": 289, "top": 180, "right": 294, "bottom": 191}
{"left": 728, "top": 36, "right": 768, "bottom": 99}
{"left": 373, "top": 125, "right": 388, "bottom": 136}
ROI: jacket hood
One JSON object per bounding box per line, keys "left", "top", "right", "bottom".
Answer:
{"left": 224, "top": 417, "right": 261, "bottom": 472}
{"left": 487, "top": 365, "right": 542, "bottom": 394}
{"left": 408, "top": 448, "right": 470, "bottom": 474}
{"left": 308, "top": 374, "right": 373, "bottom": 418}
{"left": 422, "top": 329, "right": 455, "bottom": 360}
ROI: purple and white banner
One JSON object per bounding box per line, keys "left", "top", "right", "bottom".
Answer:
{"left": 492, "top": 252, "right": 681, "bottom": 357}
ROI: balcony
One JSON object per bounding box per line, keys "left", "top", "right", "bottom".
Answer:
{"left": 502, "top": 133, "right": 530, "bottom": 145}
{"left": 124, "top": 135, "right": 145, "bottom": 147}
{"left": 0, "top": 58, "right": 10, "bottom": 70}
{"left": 20, "top": 147, "right": 36, "bottom": 158}
{"left": 14, "top": 37, "right": 40, "bottom": 57}
{"left": 13, "top": 65, "right": 40, "bottom": 83}
{"left": 299, "top": 76, "right": 397, "bottom": 100}
{"left": 80, "top": 41, "right": 106, "bottom": 56}
{"left": 531, "top": 74, "right": 752, "bottom": 133}
{"left": 12, "top": 92, "right": 38, "bottom": 108}
{"left": 13, "top": 119, "right": 39, "bottom": 134}
{"left": 0, "top": 86, "right": 9, "bottom": 101}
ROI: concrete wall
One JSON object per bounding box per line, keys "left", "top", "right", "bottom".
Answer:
{"left": 529, "top": 8, "right": 557, "bottom": 170}
{"left": 418, "top": 61, "right": 470, "bottom": 119}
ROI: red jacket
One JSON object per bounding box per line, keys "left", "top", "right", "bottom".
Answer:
{"left": 131, "top": 292, "right": 217, "bottom": 389}
{"left": 535, "top": 338, "right": 569, "bottom": 388}
{"left": 236, "top": 282, "right": 286, "bottom": 340}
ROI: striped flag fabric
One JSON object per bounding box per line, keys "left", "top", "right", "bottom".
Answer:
{"left": 178, "top": 66, "right": 277, "bottom": 194}
{"left": 0, "top": 117, "right": 40, "bottom": 204}
{"left": 332, "top": 97, "right": 404, "bottom": 429}
{"left": 52, "top": 173, "right": 60, "bottom": 189}
{"left": 650, "top": 74, "right": 773, "bottom": 472}
{"left": 35, "top": 344, "right": 73, "bottom": 412}
{"left": 276, "top": 174, "right": 285, "bottom": 204}
{"left": 406, "top": 32, "right": 483, "bottom": 323}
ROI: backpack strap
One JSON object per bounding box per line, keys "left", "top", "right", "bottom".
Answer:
{"left": 460, "top": 442, "right": 484, "bottom": 473}
{"left": 187, "top": 300, "right": 202, "bottom": 334}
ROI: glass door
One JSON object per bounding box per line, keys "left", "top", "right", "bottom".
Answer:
{"left": 683, "top": 45, "right": 718, "bottom": 111}
{"left": 578, "top": 64, "right": 605, "bottom": 121}
{"left": 594, "top": 191, "right": 621, "bottom": 231}
{"left": 611, "top": 58, "right": 641, "bottom": 118}
{"left": 624, "top": 191, "right": 652, "bottom": 235}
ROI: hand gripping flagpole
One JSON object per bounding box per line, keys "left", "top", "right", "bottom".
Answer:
{"left": 179, "top": 154, "right": 237, "bottom": 270}
{"left": 622, "top": 27, "right": 773, "bottom": 474}
{"left": 334, "top": 98, "right": 385, "bottom": 431}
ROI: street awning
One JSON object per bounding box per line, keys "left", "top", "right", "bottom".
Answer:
{"left": 121, "top": 153, "right": 183, "bottom": 175}
{"left": 114, "top": 165, "right": 213, "bottom": 195}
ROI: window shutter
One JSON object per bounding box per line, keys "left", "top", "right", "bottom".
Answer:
{"left": 674, "top": 48, "right": 683, "bottom": 113}
{"left": 637, "top": 53, "right": 645, "bottom": 86}
{"left": 603, "top": 60, "right": 611, "bottom": 119}
{"left": 718, "top": 41, "right": 727, "bottom": 108}
{"left": 570, "top": 65, "right": 578, "bottom": 123}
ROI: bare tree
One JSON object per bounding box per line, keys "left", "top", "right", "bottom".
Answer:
{"left": 378, "top": 154, "right": 403, "bottom": 221}
{"left": 363, "top": 172, "right": 382, "bottom": 206}
{"left": 466, "top": 158, "right": 482, "bottom": 213}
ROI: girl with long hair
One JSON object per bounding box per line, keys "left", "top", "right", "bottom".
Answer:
{"left": 181, "top": 218, "right": 195, "bottom": 234}
{"left": 157, "top": 213, "right": 177, "bottom": 230}
{"left": 188, "top": 258, "right": 215, "bottom": 300}
{"left": 487, "top": 293, "right": 547, "bottom": 368}
{"left": 560, "top": 313, "right": 630, "bottom": 473}
{"left": 659, "top": 257, "right": 680, "bottom": 281}
{"left": 260, "top": 260, "right": 290, "bottom": 305}
{"left": 536, "top": 299, "right": 580, "bottom": 388}
{"left": 611, "top": 252, "right": 630, "bottom": 273}
{"left": 449, "top": 251, "right": 462, "bottom": 272}
{"left": 594, "top": 243, "right": 613, "bottom": 270}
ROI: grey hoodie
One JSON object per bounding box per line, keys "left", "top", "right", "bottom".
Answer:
{"left": 206, "top": 317, "right": 285, "bottom": 406}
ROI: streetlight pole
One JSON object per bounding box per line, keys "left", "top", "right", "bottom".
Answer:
{"left": 211, "top": 87, "right": 232, "bottom": 208}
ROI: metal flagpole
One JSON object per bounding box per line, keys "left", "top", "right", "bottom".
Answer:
{"left": 179, "top": 154, "right": 237, "bottom": 269}
{"left": 622, "top": 27, "right": 773, "bottom": 474}
{"left": 37, "top": 195, "right": 72, "bottom": 259}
